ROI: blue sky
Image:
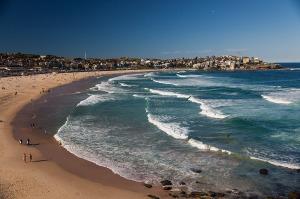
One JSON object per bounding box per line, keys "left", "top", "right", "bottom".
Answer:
{"left": 0, "top": 0, "right": 300, "bottom": 62}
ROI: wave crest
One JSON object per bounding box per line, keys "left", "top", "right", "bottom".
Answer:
{"left": 188, "top": 138, "right": 232, "bottom": 155}
{"left": 77, "top": 94, "right": 115, "bottom": 106}
{"left": 261, "top": 95, "right": 292, "bottom": 104}
{"left": 147, "top": 114, "right": 189, "bottom": 140}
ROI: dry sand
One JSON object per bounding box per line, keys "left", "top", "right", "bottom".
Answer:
{"left": 0, "top": 70, "right": 174, "bottom": 199}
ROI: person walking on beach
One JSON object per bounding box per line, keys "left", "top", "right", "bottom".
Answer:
{"left": 23, "top": 153, "right": 27, "bottom": 163}
{"left": 26, "top": 138, "right": 30, "bottom": 145}
{"left": 29, "top": 153, "right": 32, "bottom": 162}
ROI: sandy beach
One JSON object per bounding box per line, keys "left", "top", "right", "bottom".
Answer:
{"left": 0, "top": 70, "right": 174, "bottom": 199}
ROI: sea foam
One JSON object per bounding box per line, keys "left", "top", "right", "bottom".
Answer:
{"left": 147, "top": 113, "right": 189, "bottom": 140}
{"left": 95, "top": 82, "right": 125, "bottom": 93}
{"left": 108, "top": 74, "right": 141, "bottom": 82}
{"left": 176, "top": 74, "right": 203, "bottom": 78}
{"left": 261, "top": 95, "right": 292, "bottom": 105}
{"left": 188, "top": 138, "right": 232, "bottom": 155}
{"left": 249, "top": 156, "right": 300, "bottom": 170}
{"left": 146, "top": 88, "right": 227, "bottom": 119}
{"left": 151, "top": 78, "right": 180, "bottom": 86}
{"left": 120, "top": 82, "right": 133, "bottom": 87}
{"left": 77, "top": 94, "right": 115, "bottom": 106}
{"left": 147, "top": 88, "right": 190, "bottom": 98}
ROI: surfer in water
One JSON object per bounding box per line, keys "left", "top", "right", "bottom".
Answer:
{"left": 187, "top": 96, "right": 192, "bottom": 100}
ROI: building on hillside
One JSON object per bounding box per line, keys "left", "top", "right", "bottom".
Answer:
{"left": 242, "top": 57, "right": 250, "bottom": 64}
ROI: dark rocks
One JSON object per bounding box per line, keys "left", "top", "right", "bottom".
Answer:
{"left": 160, "top": 180, "right": 172, "bottom": 186}
{"left": 191, "top": 168, "right": 202, "bottom": 173}
{"left": 169, "top": 192, "right": 179, "bottom": 198}
{"left": 189, "top": 191, "right": 208, "bottom": 198}
{"left": 208, "top": 191, "right": 225, "bottom": 197}
{"left": 143, "top": 183, "right": 152, "bottom": 188}
{"left": 179, "top": 181, "right": 186, "bottom": 186}
{"left": 163, "top": 186, "right": 172, "bottom": 190}
{"left": 259, "top": 168, "right": 269, "bottom": 175}
{"left": 147, "top": 194, "right": 160, "bottom": 199}
{"left": 288, "top": 191, "right": 300, "bottom": 199}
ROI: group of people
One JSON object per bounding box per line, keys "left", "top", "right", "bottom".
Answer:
{"left": 19, "top": 138, "right": 31, "bottom": 145}
{"left": 19, "top": 138, "right": 33, "bottom": 163}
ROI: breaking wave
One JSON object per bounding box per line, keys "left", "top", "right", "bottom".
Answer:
{"left": 147, "top": 113, "right": 189, "bottom": 140}
{"left": 188, "top": 97, "right": 228, "bottom": 119}
{"left": 151, "top": 78, "right": 179, "bottom": 86}
{"left": 147, "top": 88, "right": 190, "bottom": 98}
{"left": 120, "top": 83, "right": 134, "bottom": 87}
{"left": 146, "top": 88, "right": 228, "bottom": 119}
{"left": 249, "top": 156, "right": 300, "bottom": 170}
{"left": 95, "top": 82, "right": 125, "bottom": 93}
{"left": 261, "top": 95, "right": 292, "bottom": 105}
{"left": 108, "top": 74, "right": 141, "bottom": 82}
{"left": 188, "top": 138, "right": 232, "bottom": 155}
{"left": 176, "top": 74, "right": 203, "bottom": 78}
{"left": 77, "top": 94, "right": 115, "bottom": 106}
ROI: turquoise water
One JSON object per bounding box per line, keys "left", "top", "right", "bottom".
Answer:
{"left": 55, "top": 64, "right": 300, "bottom": 196}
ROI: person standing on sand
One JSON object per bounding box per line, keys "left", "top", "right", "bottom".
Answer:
{"left": 23, "top": 153, "right": 27, "bottom": 163}
{"left": 26, "top": 138, "right": 30, "bottom": 145}
{"left": 29, "top": 153, "right": 32, "bottom": 162}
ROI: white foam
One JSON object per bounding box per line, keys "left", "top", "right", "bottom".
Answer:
{"left": 176, "top": 74, "right": 203, "bottom": 78}
{"left": 249, "top": 156, "right": 300, "bottom": 170}
{"left": 144, "top": 72, "right": 156, "bottom": 77}
{"left": 262, "top": 88, "right": 300, "bottom": 105}
{"left": 95, "top": 82, "right": 125, "bottom": 93}
{"left": 77, "top": 94, "right": 115, "bottom": 106}
{"left": 289, "top": 68, "right": 300, "bottom": 71}
{"left": 148, "top": 88, "right": 190, "bottom": 99}
{"left": 120, "top": 83, "right": 133, "bottom": 87}
{"left": 146, "top": 89, "right": 227, "bottom": 119}
{"left": 188, "top": 97, "right": 228, "bottom": 119}
{"left": 147, "top": 114, "right": 189, "bottom": 140}
{"left": 262, "top": 95, "right": 292, "bottom": 104}
{"left": 151, "top": 78, "right": 179, "bottom": 86}
{"left": 108, "top": 74, "right": 140, "bottom": 82}
{"left": 188, "top": 138, "right": 232, "bottom": 155}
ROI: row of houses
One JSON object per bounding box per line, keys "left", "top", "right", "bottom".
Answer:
{"left": 0, "top": 53, "right": 281, "bottom": 77}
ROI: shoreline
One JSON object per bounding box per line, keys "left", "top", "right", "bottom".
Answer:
{"left": 0, "top": 69, "right": 181, "bottom": 199}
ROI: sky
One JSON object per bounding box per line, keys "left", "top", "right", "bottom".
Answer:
{"left": 0, "top": 0, "right": 300, "bottom": 62}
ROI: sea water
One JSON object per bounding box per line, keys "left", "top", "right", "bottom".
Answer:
{"left": 55, "top": 64, "right": 300, "bottom": 196}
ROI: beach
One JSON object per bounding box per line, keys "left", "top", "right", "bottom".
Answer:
{"left": 0, "top": 70, "right": 172, "bottom": 199}
{"left": 1, "top": 68, "right": 300, "bottom": 199}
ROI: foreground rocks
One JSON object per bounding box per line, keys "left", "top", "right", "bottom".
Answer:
{"left": 160, "top": 180, "right": 172, "bottom": 186}
{"left": 289, "top": 191, "right": 300, "bottom": 199}
{"left": 147, "top": 194, "right": 160, "bottom": 199}
{"left": 190, "top": 168, "right": 202, "bottom": 174}
{"left": 144, "top": 183, "right": 153, "bottom": 188}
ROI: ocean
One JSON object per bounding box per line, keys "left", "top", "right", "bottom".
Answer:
{"left": 54, "top": 64, "right": 300, "bottom": 197}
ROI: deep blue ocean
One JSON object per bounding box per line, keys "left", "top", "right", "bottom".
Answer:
{"left": 55, "top": 63, "right": 300, "bottom": 197}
